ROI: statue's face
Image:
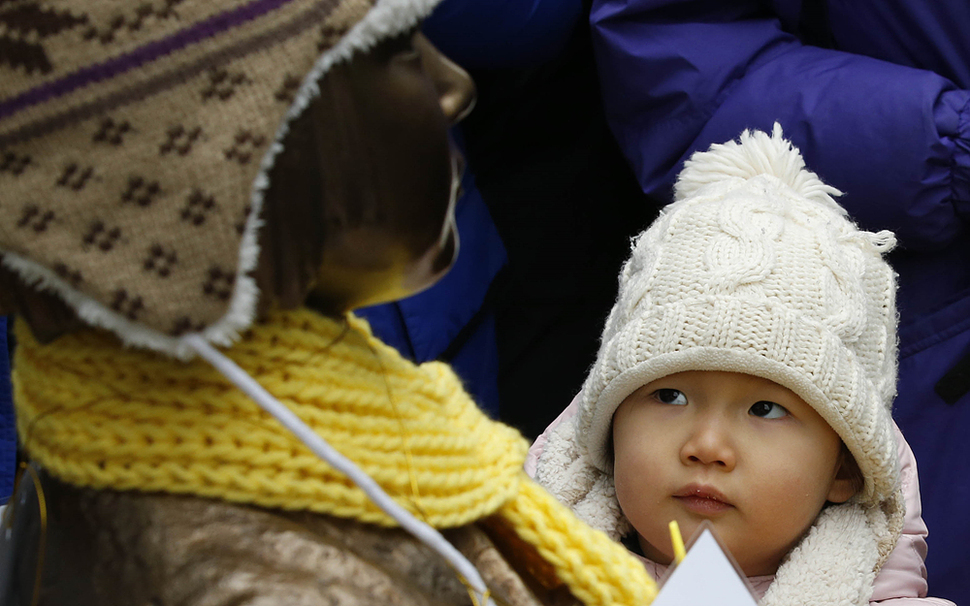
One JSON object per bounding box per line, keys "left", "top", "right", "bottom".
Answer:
{"left": 307, "top": 30, "right": 476, "bottom": 313}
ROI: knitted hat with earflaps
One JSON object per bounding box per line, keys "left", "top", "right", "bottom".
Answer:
{"left": 0, "top": 0, "right": 440, "bottom": 358}
{"left": 535, "top": 124, "right": 905, "bottom": 606}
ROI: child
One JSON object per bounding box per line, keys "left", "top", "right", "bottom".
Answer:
{"left": 532, "top": 125, "right": 952, "bottom": 605}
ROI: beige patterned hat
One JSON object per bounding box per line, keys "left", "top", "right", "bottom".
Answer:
{"left": 0, "top": 0, "right": 440, "bottom": 357}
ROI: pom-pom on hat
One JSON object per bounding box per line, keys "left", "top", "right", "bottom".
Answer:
{"left": 579, "top": 123, "right": 900, "bottom": 507}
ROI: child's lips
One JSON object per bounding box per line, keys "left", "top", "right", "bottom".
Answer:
{"left": 673, "top": 484, "right": 734, "bottom": 515}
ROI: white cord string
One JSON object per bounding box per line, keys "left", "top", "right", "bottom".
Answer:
{"left": 183, "top": 334, "right": 495, "bottom": 606}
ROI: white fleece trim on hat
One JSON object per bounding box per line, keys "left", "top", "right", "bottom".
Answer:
{"left": 0, "top": 0, "right": 443, "bottom": 360}
{"left": 534, "top": 414, "right": 631, "bottom": 541}
{"left": 761, "top": 503, "right": 878, "bottom": 606}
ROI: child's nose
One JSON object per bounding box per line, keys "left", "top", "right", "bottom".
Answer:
{"left": 680, "top": 418, "right": 736, "bottom": 471}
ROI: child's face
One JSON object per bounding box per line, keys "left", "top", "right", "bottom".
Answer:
{"left": 612, "top": 371, "right": 857, "bottom": 576}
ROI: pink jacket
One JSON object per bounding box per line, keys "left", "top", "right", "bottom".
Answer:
{"left": 526, "top": 394, "right": 954, "bottom": 605}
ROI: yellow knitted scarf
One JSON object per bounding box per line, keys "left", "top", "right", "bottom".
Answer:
{"left": 12, "top": 308, "right": 656, "bottom": 605}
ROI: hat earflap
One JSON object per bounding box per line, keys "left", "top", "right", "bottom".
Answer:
{"left": 534, "top": 416, "right": 631, "bottom": 541}
{"left": 761, "top": 488, "right": 903, "bottom": 606}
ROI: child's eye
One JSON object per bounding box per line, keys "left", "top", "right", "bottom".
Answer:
{"left": 749, "top": 401, "right": 789, "bottom": 419}
{"left": 654, "top": 389, "right": 688, "bottom": 406}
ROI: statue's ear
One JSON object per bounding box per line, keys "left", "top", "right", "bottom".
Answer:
{"left": 258, "top": 36, "right": 464, "bottom": 318}
{"left": 256, "top": 60, "right": 400, "bottom": 318}
{"left": 0, "top": 263, "right": 85, "bottom": 344}
{"left": 254, "top": 99, "right": 327, "bottom": 315}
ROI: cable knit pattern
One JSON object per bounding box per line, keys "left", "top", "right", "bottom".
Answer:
{"left": 580, "top": 124, "right": 899, "bottom": 506}
{"left": 536, "top": 125, "right": 905, "bottom": 606}
{"left": 12, "top": 307, "right": 658, "bottom": 606}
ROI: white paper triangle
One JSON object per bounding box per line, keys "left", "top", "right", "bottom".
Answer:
{"left": 651, "top": 522, "right": 759, "bottom": 606}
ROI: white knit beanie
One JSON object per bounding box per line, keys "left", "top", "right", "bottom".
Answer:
{"left": 535, "top": 124, "right": 905, "bottom": 606}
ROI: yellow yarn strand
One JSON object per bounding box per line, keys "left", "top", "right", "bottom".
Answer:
{"left": 20, "top": 464, "right": 47, "bottom": 606}
{"left": 669, "top": 520, "right": 686, "bottom": 564}
{"left": 367, "top": 338, "right": 429, "bottom": 521}
{"left": 366, "top": 338, "right": 493, "bottom": 606}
